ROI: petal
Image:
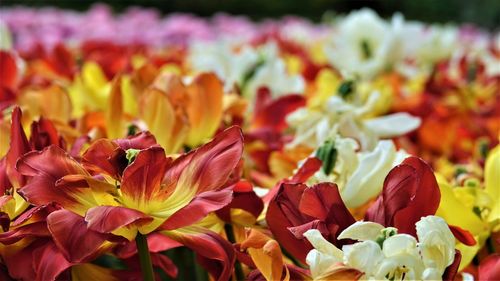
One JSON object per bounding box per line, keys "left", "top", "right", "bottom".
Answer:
{"left": 6, "top": 106, "right": 30, "bottom": 187}
{"left": 478, "top": 254, "right": 500, "bottom": 281}
{"left": 364, "top": 112, "right": 421, "bottom": 138}
{"left": 266, "top": 183, "right": 312, "bottom": 263}
{"left": 0, "top": 221, "right": 49, "bottom": 244}
{"left": 344, "top": 240, "right": 383, "bottom": 276}
{"left": 161, "top": 189, "right": 233, "bottom": 230}
{"left": 448, "top": 225, "right": 476, "bottom": 246}
{"left": 47, "top": 209, "right": 109, "bottom": 263}
{"left": 169, "top": 126, "right": 243, "bottom": 194}
{"left": 382, "top": 234, "right": 418, "bottom": 257}
{"left": 105, "top": 75, "right": 125, "bottom": 139}
{"left": 300, "top": 183, "right": 356, "bottom": 235}
{"left": 240, "top": 229, "right": 285, "bottom": 281}
{"left": 32, "top": 241, "right": 73, "bottom": 281}
{"left": 120, "top": 146, "right": 169, "bottom": 204}
{"left": 251, "top": 94, "right": 305, "bottom": 132}
{"left": 140, "top": 87, "right": 188, "bottom": 154}
{"left": 0, "top": 51, "right": 17, "bottom": 89}
{"left": 338, "top": 221, "right": 384, "bottom": 241}
{"left": 85, "top": 206, "right": 153, "bottom": 240}
{"left": 303, "top": 229, "right": 343, "bottom": 260}
{"left": 114, "top": 131, "right": 158, "bottom": 150}
{"left": 443, "top": 250, "right": 463, "bottom": 281}
{"left": 341, "top": 140, "right": 399, "bottom": 208}
{"left": 16, "top": 145, "right": 94, "bottom": 215}
{"left": 366, "top": 156, "right": 440, "bottom": 237}
{"left": 165, "top": 227, "right": 235, "bottom": 281}
{"left": 82, "top": 139, "right": 123, "bottom": 178}
{"left": 185, "top": 73, "right": 224, "bottom": 147}
{"left": 485, "top": 145, "right": 500, "bottom": 224}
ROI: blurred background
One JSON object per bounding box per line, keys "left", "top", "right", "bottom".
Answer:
{"left": 1, "top": 0, "right": 499, "bottom": 29}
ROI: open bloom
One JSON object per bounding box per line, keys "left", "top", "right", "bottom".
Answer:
{"left": 304, "top": 215, "right": 458, "bottom": 280}
{"left": 324, "top": 9, "right": 402, "bottom": 80}
{"left": 16, "top": 126, "right": 243, "bottom": 240}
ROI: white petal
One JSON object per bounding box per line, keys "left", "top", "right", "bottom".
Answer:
{"left": 364, "top": 112, "right": 421, "bottom": 138}
{"left": 344, "top": 241, "right": 383, "bottom": 276}
{"left": 382, "top": 234, "right": 418, "bottom": 257}
{"left": 338, "top": 221, "right": 384, "bottom": 241}
{"left": 341, "top": 140, "right": 397, "bottom": 208}
{"left": 304, "top": 229, "right": 343, "bottom": 261}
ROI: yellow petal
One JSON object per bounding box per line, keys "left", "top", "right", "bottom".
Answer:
{"left": 105, "top": 76, "right": 124, "bottom": 139}
{"left": 485, "top": 145, "right": 500, "bottom": 227}
{"left": 185, "top": 73, "right": 223, "bottom": 147}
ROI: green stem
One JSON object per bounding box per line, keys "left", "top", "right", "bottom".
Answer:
{"left": 224, "top": 224, "right": 245, "bottom": 281}
{"left": 135, "top": 233, "right": 155, "bottom": 281}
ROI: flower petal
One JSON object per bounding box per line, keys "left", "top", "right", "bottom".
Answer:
{"left": 338, "top": 221, "right": 384, "bottom": 241}
{"left": 17, "top": 145, "right": 95, "bottom": 215}
{"left": 120, "top": 146, "right": 169, "bottom": 204}
{"left": 364, "top": 112, "right": 421, "bottom": 138}
{"left": 47, "top": 209, "right": 109, "bottom": 263}
{"left": 161, "top": 189, "right": 233, "bottom": 230}
{"left": 85, "top": 206, "right": 153, "bottom": 240}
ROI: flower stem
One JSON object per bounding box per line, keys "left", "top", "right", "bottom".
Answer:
{"left": 224, "top": 224, "right": 245, "bottom": 281}
{"left": 135, "top": 233, "right": 155, "bottom": 281}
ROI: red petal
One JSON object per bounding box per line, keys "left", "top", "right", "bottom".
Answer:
{"left": 82, "top": 139, "right": 122, "bottom": 178}
{"left": 6, "top": 107, "right": 30, "bottom": 187}
{"left": 121, "top": 146, "right": 169, "bottom": 202}
{"left": 0, "top": 51, "right": 17, "bottom": 89}
{"left": 479, "top": 254, "right": 500, "bottom": 281}
{"left": 266, "top": 183, "right": 312, "bottom": 263}
{"left": 163, "top": 126, "right": 243, "bottom": 194}
{"left": 0, "top": 221, "right": 50, "bottom": 244}
{"left": 29, "top": 118, "right": 64, "bottom": 150}
{"left": 443, "top": 250, "right": 461, "bottom": 281}
{"left": 449, "top": 224, "right": 477, "bottom": 246}
{"left": 47, "top": 209, "right": 109, "bottom": 263}
{"left": 115, "top": 232, "right": 182, "bottom": 259}
{"left": 32, "top": 241, "right": 73, "bottom": 281}
{"left": 16, "top": 145, "right": 91, "bottom": 209}
{"left": 216, "top": 183, "right": 264, "bottom": 223}
{"left": 85, "top": 205, "right": 153, "bottom": 234}
{"left": 171, "top": 228, "right": 236, "bottom": 281}
{"left": 366, "top": 156, "right": 440, "bottom": 237}
{"left": 161, "top": 189, "right": 233, "bottom": 230}
{"left": 114, "top": 131, "right": 158, "bottom": 150}
{"left": 252, "top": 94, "right": 305, "bottom": 132}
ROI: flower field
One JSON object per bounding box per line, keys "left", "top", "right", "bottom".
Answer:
{"left": 0, "top": 5, "right": 499, "bottom": 281}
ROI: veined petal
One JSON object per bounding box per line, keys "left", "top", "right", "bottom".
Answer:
{"left": 32, "top": 241, "right": 73, "bottom": 281}
{"left": 16, "top": 145, "right": 95, "bottom": 215}
{"left": 160, "top": 189, "right": 233, "bottom": 230}
{"left": 47, "top": 209, "right": 109, "bottom": 263}
{"left": 120, "top": 146, "right": 169, "bottom": 208}
{"left": 85, "top": 206, "right": 153, "bottom": 240}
